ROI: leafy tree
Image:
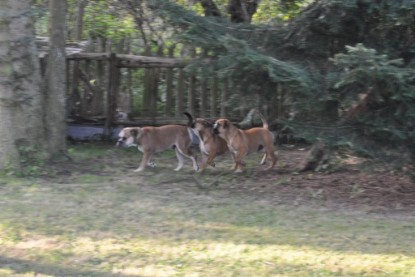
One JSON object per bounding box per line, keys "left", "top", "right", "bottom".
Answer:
{"left": 331, "top": 44, "right": 415, "bottom": 162}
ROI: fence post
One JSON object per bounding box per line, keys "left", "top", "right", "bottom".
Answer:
{"left": 104, "top": 53, "right": 117, "bottom": 139}
{"left": 220, "top": 78, "right": 228, "bottom": 117}
{"left": 176, "top": 68, "right": 185, "bottom": 117}
{"left": 165, "top": 44, "right": 176, "bottom": 116}
{"left": 210, "top": 77, "right": 218, "bottom": 117}
{"left": 187, "top": 48, "right": 196, "bottom": 115}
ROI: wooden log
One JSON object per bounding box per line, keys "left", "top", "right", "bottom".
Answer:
{"left": 117, "top": 54, "right": 187, "bottom": 68}
{"left": 67, "top": 52, "right": 110, "bottom": 60}
{"left": 113, "top": 118, "right": 189, "bottom": 126}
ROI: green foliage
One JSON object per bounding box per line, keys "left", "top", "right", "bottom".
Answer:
{"left": 84, "top": 0, "right": 135, "bottom": 41}
{"left": 33, "top": 0, "right": 49, "bottom": 35}
{"left": 330, "top": 44, "right": 415, "bottom": 159}
{"left": 253, "top": 0, "right": 312, "bottom": 22}
{"left": 0, "top": 145, "right": 48, "bottom": 177}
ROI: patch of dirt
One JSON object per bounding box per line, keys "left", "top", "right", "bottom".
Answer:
{"left": 46, "top": 143, "right": 415, "bottom": 215}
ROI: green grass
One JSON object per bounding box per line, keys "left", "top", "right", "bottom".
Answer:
{"left": 0, "top": 144, "right": 414, "bottom": 276}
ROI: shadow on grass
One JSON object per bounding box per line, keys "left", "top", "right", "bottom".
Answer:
{"left": 0, "top": 255, "right": 135, "bottom": 277}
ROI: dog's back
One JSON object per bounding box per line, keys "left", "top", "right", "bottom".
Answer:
{"left": 141, "top": 125, "right": 190, "bottom": 152}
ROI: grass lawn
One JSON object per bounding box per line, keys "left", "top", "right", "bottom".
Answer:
{"left": 0, "top": 143, "right": 414, "bottom": 276}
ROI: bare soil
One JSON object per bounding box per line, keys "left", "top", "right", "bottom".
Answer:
{"left": 48, "top": 143, "right": 415, "bottom": 216}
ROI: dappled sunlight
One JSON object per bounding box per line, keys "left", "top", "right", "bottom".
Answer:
{"left": 1, "top": 157, "right": 414, "bottom": 276}
{"left": 1, "top": 231, "right": 414, "bottom": 276}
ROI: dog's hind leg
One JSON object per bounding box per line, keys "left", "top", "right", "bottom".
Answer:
{"left": 176, "top": 145, "right": 199, "bottom": 171}
{"left": 260, "top": 153, "right": 267, "bottom": 165}
{"left": 175, "top": 147, "right": 200, "bottom": 171}
{"left": 174, "top": 149, "right": 185, "bottom": 171}
{"left": 266, "top": 151, "right": 277, "bottom": 170}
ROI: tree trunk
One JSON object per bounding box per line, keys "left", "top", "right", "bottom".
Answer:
{"left": 45, "top": 0, "right": 67, "bottom": 155}
{"left": 200, "top": 79, "right": 208, "bottom": 117}
{"left": 227, "top": 0, "right": 258, "bottom": 23}
{"left": 69, "top": 0, "right": 87, "bottom": 117}
{"left": 0, "top": 0, "right": 47, "bottom": 169}
{"left": 220, "top": 78, "right": 229, "bottom": 117}
{"left": 210, "top": 77, "right": 218, "bottom": 117}
{"left": 198, "top": 0, "right": 221, "bottom": 17}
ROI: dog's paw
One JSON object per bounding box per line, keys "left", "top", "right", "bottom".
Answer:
{"left": 133, "top": 167, "right": 145, "bottom": 172}
{"left": 147, "top": 161, "right": 156, "bottom": 168}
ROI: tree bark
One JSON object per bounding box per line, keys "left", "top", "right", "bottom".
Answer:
{"left": 69, "top": 0, "right": 87, "bottom": 117}
{"left": 210, "top": 77, "right": 218, "bottom": 117}
{"left": 0, "top": 0, "right": 47, "bottom": 169}
{"left": 227, "top": 0, "right": 259, "bottom": 23}
{"left": 197, "top": 0, "right": 221, "bottom": 17}
{"left": 45, "top": 0, "right": 67, "bottom": 155}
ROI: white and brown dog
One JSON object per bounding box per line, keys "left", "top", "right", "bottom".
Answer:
{"left": 116, "top": 125, "right": 199, "bottom": 172}
{"left": 184, "top": 112, "right": 229, "bottom": 172}
{"left": 213, "top": 113, "right": 276, "bottom": 172}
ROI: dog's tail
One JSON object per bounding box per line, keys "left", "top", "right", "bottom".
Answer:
{"left": 258, "top": 112, "right": 269, "bottom": 130}
{"left": 183, "top": 112, "right": 193, "bottom": 127}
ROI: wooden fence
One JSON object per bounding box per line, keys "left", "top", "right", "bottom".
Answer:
{"left": 37, "top": 37, "right": 287, "bottom": 137}
{"left": 65, "top": 50, "right": 240, "bottom": 135}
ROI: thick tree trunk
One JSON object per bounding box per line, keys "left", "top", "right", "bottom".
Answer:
{"left": 0, "top": 0, "right": 47, "bottom": 169}
{"left": 45, "top": 0, "right": 67, "bottom": 155}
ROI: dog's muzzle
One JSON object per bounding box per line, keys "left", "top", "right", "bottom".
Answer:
{"left": 212, "top": 123, "right": 220, "bottom": 134}
{"left": 116, "top": 140, "right": 126, "bottom": 147}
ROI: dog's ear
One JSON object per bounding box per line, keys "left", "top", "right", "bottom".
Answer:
{"left": 203, "top": 119, "right": 214, "bottom": 128}
{"left": 130, "top": 128, "right": 139, "bottom": 138}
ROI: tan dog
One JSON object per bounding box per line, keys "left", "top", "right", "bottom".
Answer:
{"left": 116, "top": 125, "right": 199, "bottom": 172}
{"left": 213, "top": 113, "right": 276, "bottom": 172}
{"left": 184, "top": 112, "right": 229, "bottom": 172}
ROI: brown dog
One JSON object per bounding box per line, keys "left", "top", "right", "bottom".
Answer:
{"left": 184, "top": 112, "right": 229, "bottom": 172}
{"left": 213, "top": 113, "right": 276, "bottom": 172}
{"left": 116, "top": 125, "right": 199, "bottom": 172}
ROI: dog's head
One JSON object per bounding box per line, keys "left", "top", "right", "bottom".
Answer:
{"left": 116, "top": 127, "right": 140, "bottom": 147}
{"left": 194, "top": 119, "right": 214, "bottom": 132}
{"left": 213, "top": 119, "right": 231, "bottom": 135}
{"left": 184, "top": 112, "right": 214, "bottom": 136}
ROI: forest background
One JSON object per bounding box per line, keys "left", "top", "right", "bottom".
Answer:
{"left": 1, "top": 2, "right": 415, "bottom": 275}
{"left": 1, "top": 0, "right": 415, "bottom": 172}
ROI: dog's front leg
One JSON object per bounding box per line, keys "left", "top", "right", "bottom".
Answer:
{"left": 134, "top": 151, "right": 152, "bottom": 172}
{"left": 201, "top": 151, "right": 217, "bottom": 172}
{"left": 234, "top": 149, "right": 247, "bottom": 173}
